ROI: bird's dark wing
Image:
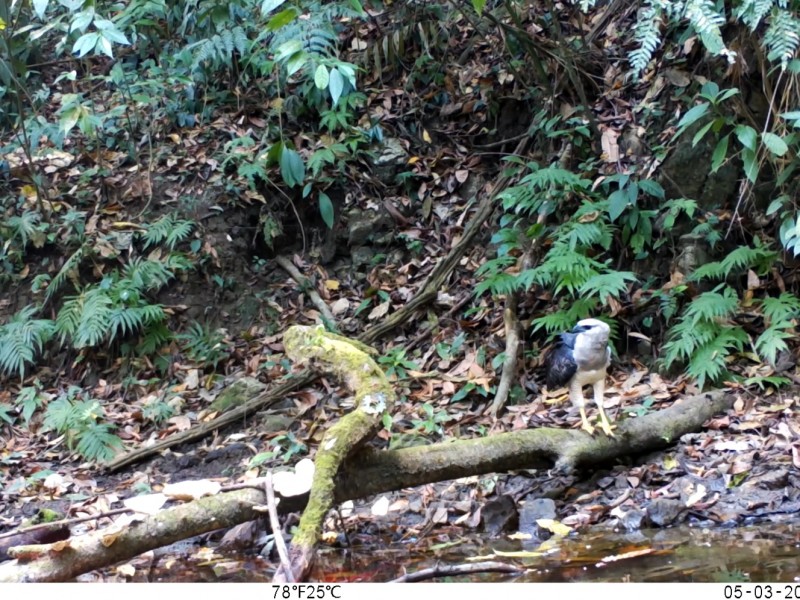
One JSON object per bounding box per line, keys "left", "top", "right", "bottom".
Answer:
{"left": 545, "top": 341, "right": 578, "bottom": 388}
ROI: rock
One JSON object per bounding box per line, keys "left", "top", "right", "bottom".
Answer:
{"left": 518, "top": 497, "right": 557, "bottom": 541}
{"left": 372, "top": 137, "right": 408, "bottom": 181}
{"left": 645, "top": 498, "right": 686, "bottom": 527}
{"left": 481, "top": 495, "right": 518, "bottom": 536}
{"left": 347, "top": 206, "right": 393, "bottom": 247}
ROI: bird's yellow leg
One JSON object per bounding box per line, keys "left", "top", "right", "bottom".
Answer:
{"left": 578, "top": 406, "right": 595, "bottom": 435}
{"left": 593, "top": 380, "right": 615, "bottom": 437}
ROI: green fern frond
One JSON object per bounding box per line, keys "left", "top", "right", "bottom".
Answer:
{"left": 46, "top": 245, "right": 87, "bottom": 303}
{"left": 519, "top": 166, "right": 591, "bottom": 193}
{"left": 7, "top": 211, "right": 42, "bottom": 247}
{"left": 123, "top": 258, "right": 175, "bottom": 290}
{"left": 532, "top": 247, "right": 605, "bottom": 295}
{"left": 142, "top": 214, "right": 194, "bottom": 250}
{"left": 531, "top": 298, "right": 598, "bottom": 334}
{"left": 136, "top": 323, "right": 174, "bottom": 355}
{"left": 754, "top": 325, "right": 793, "bottom": 365}
{"left": 630, "top": 4, "right": 663, "bottom": 76}
{"left": 474, "top": 272, "right": 520, "bottom": 297}
{"left": 42, "top": 397, "right": 76, "bottom": 433}
{"left": 691, "top": 244, "right": 777, "bottom": 281}
{"left": 579, "top": 271, "right": 637, "bottom": 304}
{"left": 0, "top": 307, "right": 55, "bottom": 378}
{"left": 663, "top": 286, "right": 745, "bottom": 388}
{"left": 555, "top": 220, "right": 614, "bottom": 251}
{"left": 75, "top": 422, "right": 123, "bottom": 462}
{"left": 685, "top": 0, "right": 727, "bottom": 55}
{"left": 761, "top": 292, "right": 800, "bottom": 324}
{"left": 763, "top": 7, "right": 800, "bottom": 67}
{"left": 735, "top": 0, "right": 777, "bottom": 29}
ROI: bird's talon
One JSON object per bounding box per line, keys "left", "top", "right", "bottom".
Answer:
{"left": 580, "top": 422, "right": 595, "bottom": 435}
{"left": 599, "top": 423, "right": 616, "bottom": 437}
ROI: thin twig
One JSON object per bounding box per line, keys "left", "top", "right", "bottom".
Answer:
{"left": 0, "top": 508, "right": 131, "bottom": 541}
{"left": 391, "top": 561, "right": 523, "bottom": 582}
{"left": 275, "top": 254, "right": 337, "bottom": 329}
{"left": 266, "top": 471, "right": 295, "bottom": 583}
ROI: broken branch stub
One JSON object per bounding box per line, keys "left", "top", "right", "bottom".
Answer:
{"left": 278, "top": 325, "right": 396, "bottom": 582}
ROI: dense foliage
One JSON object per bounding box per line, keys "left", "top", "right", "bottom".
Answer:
{"left": 1, "top": 0, "right": 799, "bottom": 460}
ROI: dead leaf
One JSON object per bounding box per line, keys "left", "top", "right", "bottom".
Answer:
{"left": 163, "top": 479, "right": 222, "bottom": 501}
{"left": 368, "top": 300, "right": 390, "bottom": 320}
{"left": 124, "top": 493, "right": 168, "bottom": 515}
{"left": 371, "top": 495, "right": 390, "bottom": 516}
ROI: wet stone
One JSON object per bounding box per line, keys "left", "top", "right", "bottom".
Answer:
{"left": 646, "top": 498, "right": 687, "bottom": 527}
{"left": 481, "top": 495, "right": 518, "bottom": 536}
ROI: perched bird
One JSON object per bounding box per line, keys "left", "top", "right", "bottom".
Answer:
{"left": 545, "top": 318, "right": 613, "bottom": 436}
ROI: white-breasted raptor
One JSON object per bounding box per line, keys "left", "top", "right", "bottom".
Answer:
{"left": 545, "top": 318, "right": 614, "bottom": 436}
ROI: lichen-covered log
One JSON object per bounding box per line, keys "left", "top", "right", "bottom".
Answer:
{"left": 0, "top": 488, "right": 263, "bottom": 583}
{"left": 278, "top": 325, "right": 395, "bottom": 582}
{"left": 0, "top": 391, "right": 731, "bottom": 582}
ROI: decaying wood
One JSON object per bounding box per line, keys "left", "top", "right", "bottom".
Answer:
{"left": 275, "top": 255, "right": 337, "bottom": 329}
{"left": 0, "top": 390, "right": 731, "bottom": 582}
{"left": 276, "top": 325, "right": 395, "bottom": 582}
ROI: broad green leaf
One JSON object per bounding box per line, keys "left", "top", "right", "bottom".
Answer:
{"left": 691, "top": 120, "right": 715, "bottom": 146}
{"left": 472, "top": 0, "right": 487, "bottom": 12}
{"left": 717, "top": 88, "right": 740, "bottom": 102}
{"left": 638, "top": 179, "right": 664, "bottom": 199}
{"left": 329, "top": 68, "right": 344, "bottom": 106}
{"left": 279, "top": 148, "right": 305, "bottom": 188}
{"left": 97, "top": 35, "right": 113, "bottom": 58}
{"left": 70, "top": 10, "right": 94, "bottom": 33}
{"left": 761, "top": 132, "right": 788, "bottom": 156}
{"left": 267, "top": 8, "right": 297, "bottom": 31}
{"left": 319, "top": 192, "right": 335, "bottom": 229}
{"left": 314, "top": 65, "right": 330, "bottom": 90}
{"left": 735, "top": 125, "right": 757, "bottom": 151}
{"left": 779, "top": 217, "right": 796, "bottom": 247}
{"left": 60, "top": 106, "right": 81, "bottom": 134}
{"left": 100, "top": 25, "right": 130, "bottom": 45}
{"left": 710, "top": 134, "right": 729, "bottom": 172}
{"left": 275, "top": 39, "right": 302, "bottom": 61}
{"left": 286, "top": 50, "right": 307, "bottom": 76}
{"left": 700, "top": 81, "right": 719, "bottom": 99}
{"left": 676, "top": 102, "right": 709, "bottom": 131}
{"left": 266, "top": 141, "right": 283, "bottom": 164}
{"left": 608, "top": 189, "right": 628, "bottom": 221}
{"left": 766, "top": 197, "right": 785, "bottom": 216}
{"left": 336, "top": 63, "right": 357, "bottom": 88}
{"left": 742, "top": 147, "right": 759, "bottom": 184}
{"left": 261, "top": 0, "right": 286, "bottom": 15}
{"left": 72, "top": 32, "right": 99, "bottom": 57}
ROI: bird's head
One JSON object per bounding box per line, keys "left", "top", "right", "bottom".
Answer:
{"left": 573, "top": 318, "right": 610, "bottom": 344}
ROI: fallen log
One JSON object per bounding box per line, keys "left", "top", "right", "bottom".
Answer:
{"left": 0, "top": 390, "right": 731, "bottom": 582}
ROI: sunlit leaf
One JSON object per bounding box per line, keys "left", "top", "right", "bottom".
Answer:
{"left": 329, "top": 68, "right": 344, "bottom": 105}
{"left": 761, "top": 132, "right": 788, "bottom": 156}
{"left": 261, "top": 0, "right": 286, "bottom": 15}
{"left": 735, "top": 124, "right": 757, "bottom": 152}
{"left": 314, "top": 64, "right": 330, "bottom": 89}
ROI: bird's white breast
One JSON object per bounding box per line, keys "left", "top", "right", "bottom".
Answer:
{"left": 573, "top": 333, "right": 610, "bottom": 372}
{"left": 572, "top": 366, "right": 607, "bottom": 386}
